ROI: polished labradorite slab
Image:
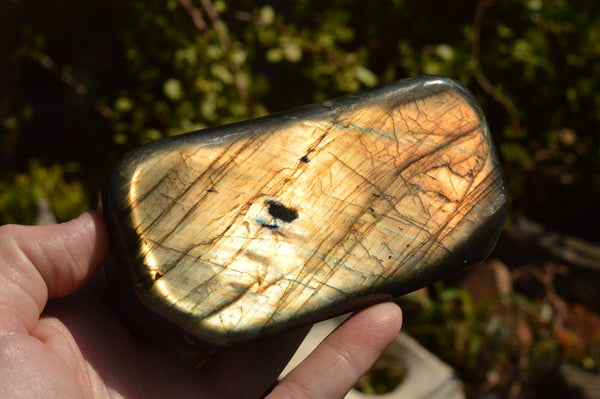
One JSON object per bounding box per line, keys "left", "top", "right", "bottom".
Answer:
{"left": 103, "top": 76, "right": 507, "bottom": 347}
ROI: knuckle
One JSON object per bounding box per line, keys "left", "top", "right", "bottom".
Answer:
{"left": 326, "top": 339, "right": 362, "bottom": 378}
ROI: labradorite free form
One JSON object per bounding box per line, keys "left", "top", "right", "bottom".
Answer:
{"left": 103, "top": 76, "right": 507, "bottom": 347}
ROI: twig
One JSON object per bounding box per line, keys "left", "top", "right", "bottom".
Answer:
{"left": 469, "top": 0, "right": 521, "bottom": 134}
{"left": 196, "top": 0, "right": 251, "bottom": 106}
{"left": 37, "top": 54, "right": 113, "bottom": 119}
{"left": 512, "top": 262, "right": 569, "bottom": 330}
{"left": 178, "top": 0, "right": 209, "bottom": 34}
{"left": 232, "top": 11, "right": 341, "bottom": 67}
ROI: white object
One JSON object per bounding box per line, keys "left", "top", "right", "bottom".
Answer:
{"left": 281, "top": 316, "right": 465, "bottom": 399}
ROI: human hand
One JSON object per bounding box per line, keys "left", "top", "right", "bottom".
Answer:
{"left": 0, "top": 211, "right": 402, "bottom": 398}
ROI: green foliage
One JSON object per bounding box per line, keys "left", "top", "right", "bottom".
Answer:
{"left": 401, "top": 283, "right": 483, "bottom": 372}
{"left": 3, "top": 1, "right": 599, "bottom": 229}
{"left": 400, "top": 283, "right": 563, "bottom": 394}
{"left": 354, "top": 362, "right": 406, "bottom": 395}
{"left": 0, "top": 161, "right": 88, "bottom": 225}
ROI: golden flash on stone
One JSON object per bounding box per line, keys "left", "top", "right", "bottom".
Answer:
{"left": 102, "top": 76, "right": 507, "bottom": 347}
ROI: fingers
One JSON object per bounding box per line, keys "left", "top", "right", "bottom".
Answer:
{"left": 0, "top": 211, "right": 109, "bottom": 333}
{"left": 268, "top": 302, "right": 402, "bottom": 399}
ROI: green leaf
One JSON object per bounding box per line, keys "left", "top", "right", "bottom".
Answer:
{"left": 259, "top": 6, "right": 275, "bottom": 25}
{"left": 282, "top": 40, "right": 302, "bottom": 62}
{"left": 210, "top": 63, "right": 233, "bottom": 84}
{"left": 163, "top": 78, "right": 183, "bottom": 101}
{"left": 353, "top": 65, "right": 378, "bottom": 87}
{"left": 115, "top": 97, "right": 134, "bottom": 112}
{"left": 266, "top": 48, "right": 284, "bottom": 63}
{"left": 435, "top": 44, "right": 455, "bottom": 61}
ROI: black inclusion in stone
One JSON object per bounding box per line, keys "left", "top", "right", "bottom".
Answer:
{"left": 265, "top": 200, "right": 298, "bottom": 223}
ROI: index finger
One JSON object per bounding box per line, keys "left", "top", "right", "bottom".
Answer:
{"left": 268, "top": 302, "right": 402, "bottom": 399}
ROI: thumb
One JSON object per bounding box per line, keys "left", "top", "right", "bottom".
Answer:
{"left": 0, "top": 211, "right": 109, "bottom": 333}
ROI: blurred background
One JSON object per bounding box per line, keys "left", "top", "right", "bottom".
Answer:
{"left": 1, "top": 0, "right": 599, "bottom": 397}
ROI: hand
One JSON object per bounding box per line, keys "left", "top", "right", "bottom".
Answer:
{"left": 0, "top": 212, "right": 402, "bottom": 398}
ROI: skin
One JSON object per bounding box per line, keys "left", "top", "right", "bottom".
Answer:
{"left": 0, "top": 211, "right": 402, "bottom": 399}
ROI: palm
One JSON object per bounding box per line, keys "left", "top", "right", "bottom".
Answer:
{"left": 0, "top": 212, "right": 401, "bottom": 398}
{"left": 37, "top": 285, "right": 309, "bottom": 398}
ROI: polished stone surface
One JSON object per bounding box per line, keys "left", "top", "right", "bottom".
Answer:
{"left": 103, "top": 76, "right": 507, "bottom": 347}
